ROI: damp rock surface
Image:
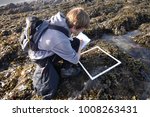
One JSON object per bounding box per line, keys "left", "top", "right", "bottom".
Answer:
{"left": 0, "top": 0, "right": 150, "bottom": 100}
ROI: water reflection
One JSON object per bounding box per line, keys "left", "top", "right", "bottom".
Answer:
{"left": 102, "top": 30, "right": 150, "bottom": 67}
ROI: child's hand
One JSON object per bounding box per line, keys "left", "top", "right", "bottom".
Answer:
{"left": 79, "top": 39, "right": 83, "bottom": 50}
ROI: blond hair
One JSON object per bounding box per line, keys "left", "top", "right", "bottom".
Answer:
{"left": 66, "top": 7, "right": 90, "bottom": 29}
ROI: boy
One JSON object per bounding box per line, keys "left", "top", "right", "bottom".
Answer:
{"left": 30, "top": 7, "right": 90, "bottom": 99}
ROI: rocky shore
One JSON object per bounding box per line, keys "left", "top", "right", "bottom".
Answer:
{"left": 0, "top": 0, "right": 150, "bottom": 100}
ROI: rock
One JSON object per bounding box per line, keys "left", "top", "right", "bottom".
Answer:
{"left": 1, "top": 30, "right": 12, "bottom": 36}
{"left": 5, "top": 3, "right": 17, "bottom": 9}
{"left": 14, "top": 27, "right": 22, "bottom": 33}
{"left": 19, "top": 4, "right": 33, "bottom": 12}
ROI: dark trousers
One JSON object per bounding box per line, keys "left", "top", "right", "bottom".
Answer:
{"left": 32, "top": 38, "right": 80, "bottom": 99}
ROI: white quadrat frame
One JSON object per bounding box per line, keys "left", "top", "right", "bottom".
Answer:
{"left": 79, "top": 46, "right": 121, "bottom": 80}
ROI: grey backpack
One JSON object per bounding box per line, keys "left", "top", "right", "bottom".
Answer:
{"left": 20, "top": 16, "right": 69, "bottom": 52}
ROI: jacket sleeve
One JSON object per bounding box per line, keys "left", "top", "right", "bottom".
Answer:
{"left": 52, "top": 41, "right": 79, "bottom": 64}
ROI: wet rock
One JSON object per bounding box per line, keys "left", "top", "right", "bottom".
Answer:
{"left": 7, "top": 6, "right": 33, "bottom": 14}
{"left": 132, "top": 23, "right": 150, "bottom": 48}
{"left": 1, "top": 30, "right": 12, "bottom": 36}
{"left": 19, "top": 5, "right": 33, "bottom": 13}
{"left": 14, "top": 27, "right": 22, "bottom": 33}
{"left": 5, "top": 3, "right": 17, "bottom": 9}
{"left": 100, "top": 3, "right": 150, "bottom": 35}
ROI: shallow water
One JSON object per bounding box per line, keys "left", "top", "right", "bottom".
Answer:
{"left": 102, "top": 30, "right": 150, "bottom": 63}
{"left": 102, "top": 31, "right": 150, "bottom": 80}
{"left": 0, "top": 0, "right": 35, "bottom": 6}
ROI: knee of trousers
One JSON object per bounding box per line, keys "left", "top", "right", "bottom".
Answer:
{"left": 32, "top": 63, "right": 59, "bottom": 99}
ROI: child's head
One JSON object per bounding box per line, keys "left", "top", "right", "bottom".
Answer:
{"left": 66, "top": 7, "right": 90, "bottom": 30}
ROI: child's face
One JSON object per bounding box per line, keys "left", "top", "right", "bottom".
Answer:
{"left": 71, "top": 26, "right": 85, "bottom": 36}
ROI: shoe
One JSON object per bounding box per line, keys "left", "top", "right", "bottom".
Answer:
{"left": 61, "top": 66, "right": 81, "bottom": 78}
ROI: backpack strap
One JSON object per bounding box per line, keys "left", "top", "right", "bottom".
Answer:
{"left": 48, "top": 24, "right": 70, "bottom": 37}
{"left": 34, "top": 21, "right": 70, "bottom": 44}
{"left": 32, "top": 21, "right": 70, "bottom": 51}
